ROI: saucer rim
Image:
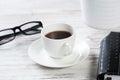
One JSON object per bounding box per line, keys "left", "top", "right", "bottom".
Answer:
{"left": 28, "top": 39, "right": 90, "bottom": 68}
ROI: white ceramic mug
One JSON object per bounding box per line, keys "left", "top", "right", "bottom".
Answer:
{"left": 81, "top": 0, "right": 120, "bottom": 30}
{"left": 41, "top": 23, "right": 75, "bottom": 59}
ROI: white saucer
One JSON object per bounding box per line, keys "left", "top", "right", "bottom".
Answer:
{"left": 28, "top": 39, "right": 90, "bottom": 68}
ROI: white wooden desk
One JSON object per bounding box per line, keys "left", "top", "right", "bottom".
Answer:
{"left": 0, "top": 0, "right": 110, "bottom": 80}
{"left": 0, "top": 12, "right": 110, "bottom": 80}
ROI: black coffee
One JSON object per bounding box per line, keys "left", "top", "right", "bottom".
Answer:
{"left": 45, "top": 31, "right": 71, "bottom": 39}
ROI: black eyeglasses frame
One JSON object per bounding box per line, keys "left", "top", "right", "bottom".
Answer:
{"left": 0, "top": 21, "right": 43, "bottom": 45}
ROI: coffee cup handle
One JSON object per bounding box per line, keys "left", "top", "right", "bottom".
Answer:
{"left": 62, "top": 43, "right": 72, "bottom": 56}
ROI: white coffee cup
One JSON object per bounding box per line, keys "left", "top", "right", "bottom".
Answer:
{"left": 41, "top": 23, "right": 75, "bottom": 59}
{"left": 81, "top": 0, "right": 120, "bottom": 30}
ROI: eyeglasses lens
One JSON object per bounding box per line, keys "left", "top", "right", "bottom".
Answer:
{"left": 21, "top": 23, "right": 42, "bottom": 34}
{"left": 0, "top": 29, "right": 15, "bottom": 45}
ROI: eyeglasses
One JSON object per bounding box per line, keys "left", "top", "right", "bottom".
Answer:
{"left": 0, "top": 21, "right": 43, "bottom": 45}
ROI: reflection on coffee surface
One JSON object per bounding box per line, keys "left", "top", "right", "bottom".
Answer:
{"left": 45, "top": 31, "right": 71, "bottom": 39}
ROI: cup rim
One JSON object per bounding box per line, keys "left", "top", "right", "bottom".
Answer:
{"left": 41, "top": 23, "right": 75, "bottom": 41}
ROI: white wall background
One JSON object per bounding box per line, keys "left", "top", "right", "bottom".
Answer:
{"left": 0, "top": 0, "right": 81, "bottom": 15}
